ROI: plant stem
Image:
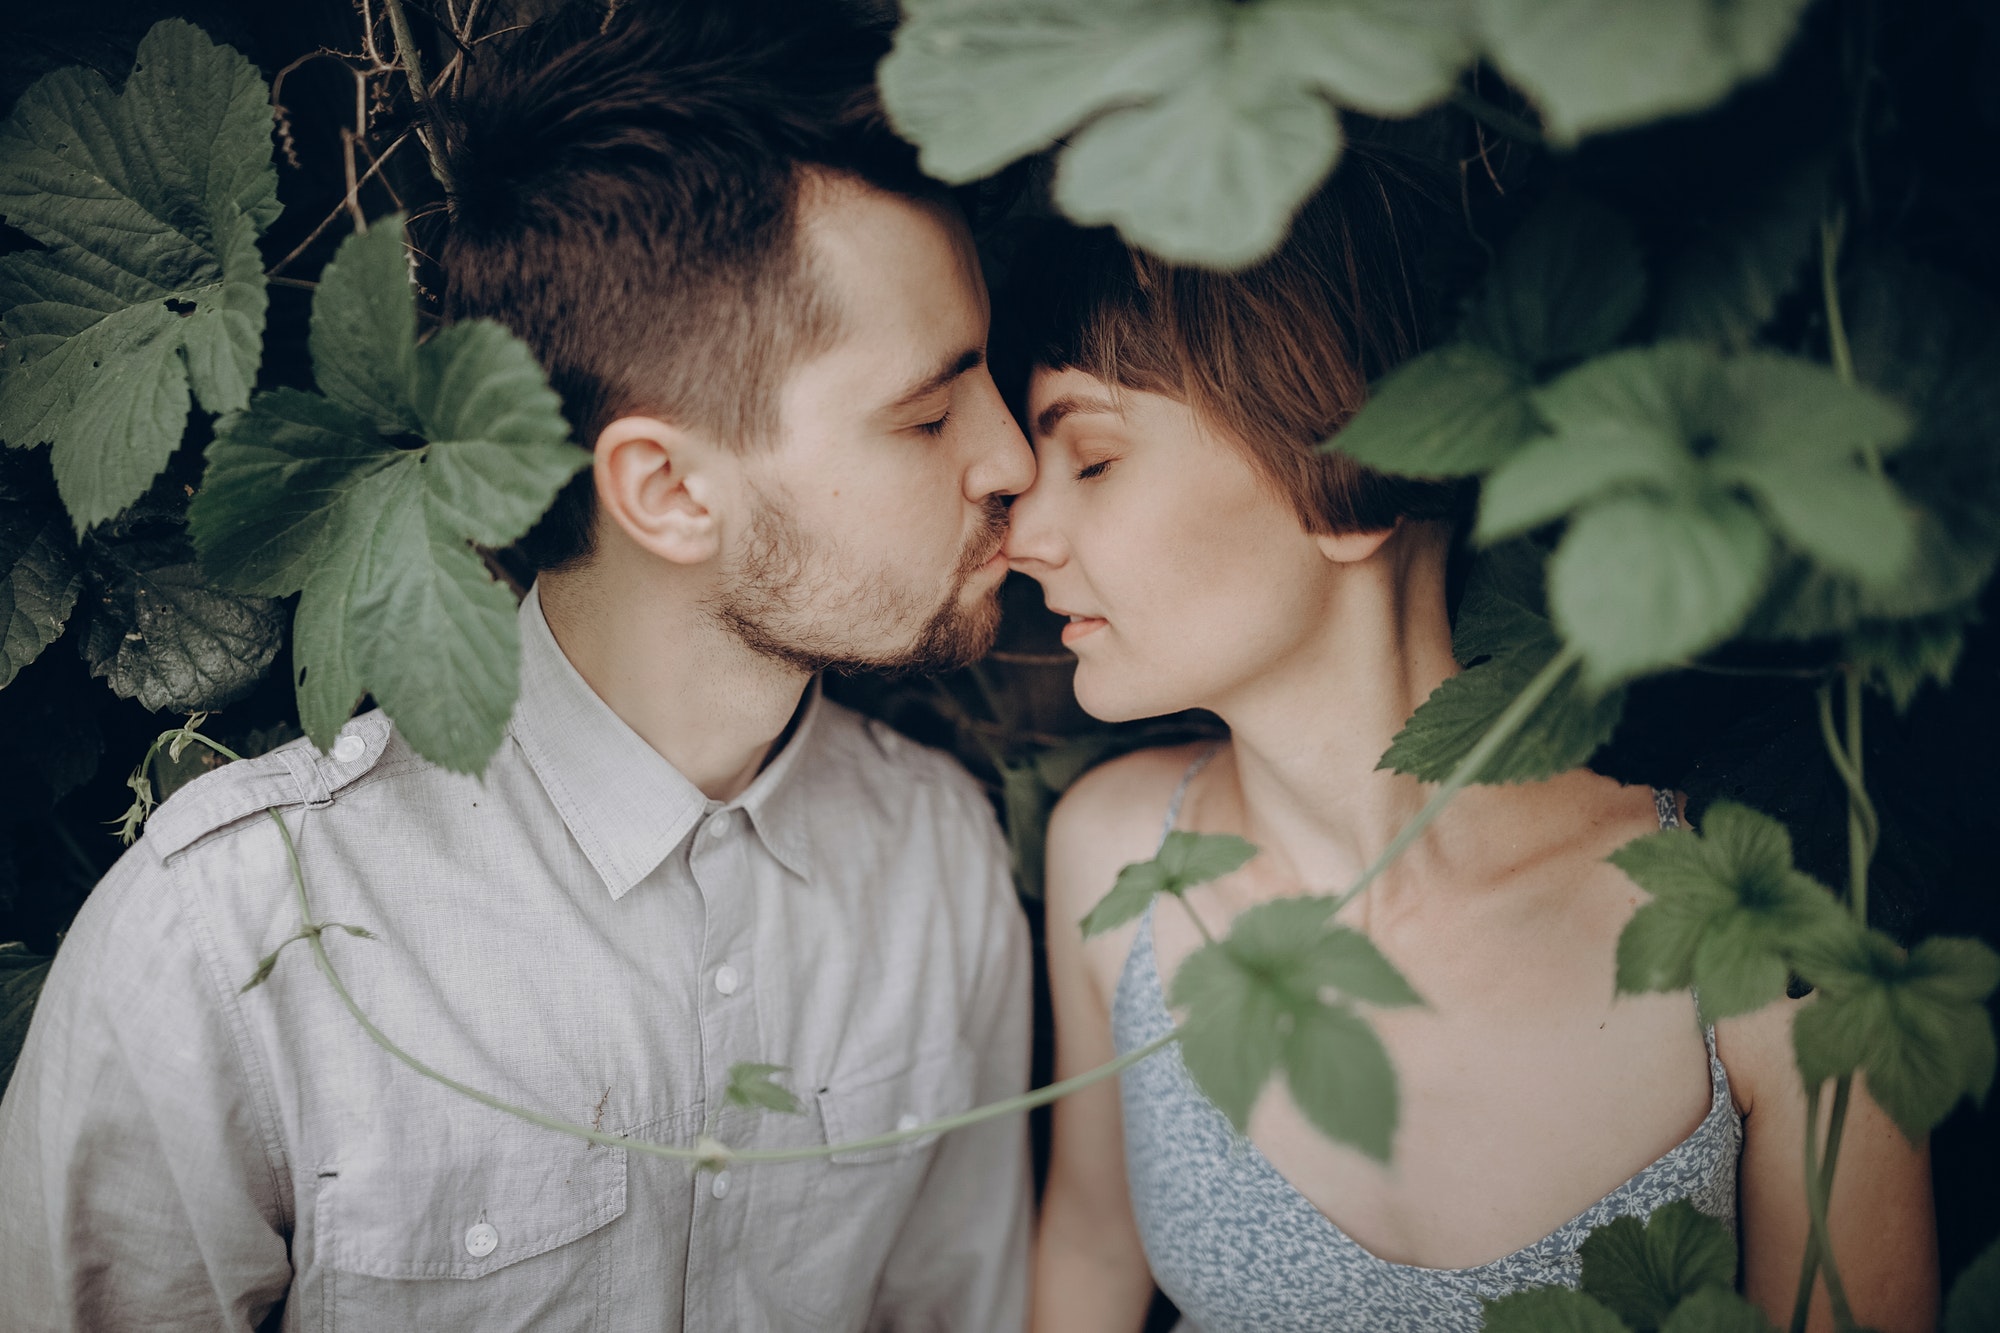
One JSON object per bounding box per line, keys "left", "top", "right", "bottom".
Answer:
{"left": 1448, "top": 88, "right": 1545, "bottom": 148}
{"left": 1331, "top": 644, "right": 1581, "bottom": 916}
{"left": 381, "top": 0, "right": 456, "bottom": 198}
{"left": 1798, "top": 1080, "right": 1859, "bottom": 1330}
{"left": 1174, "top": 892, "right": 1216, "bottom": 947}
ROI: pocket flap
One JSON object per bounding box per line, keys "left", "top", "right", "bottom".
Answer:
{"left": 817, "top": 1043, "right": 976, "bottom": 1166}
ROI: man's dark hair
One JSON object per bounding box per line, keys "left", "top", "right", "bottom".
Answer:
{"left": 442, "top": 0, "right": 933, "bottom": 571}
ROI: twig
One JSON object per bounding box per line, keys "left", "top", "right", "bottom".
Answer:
{"left": 267, "top": 133, "right": 410, "bottom": 276}
{"left": 381, "top": 0, "right": 457, "bottom": 198}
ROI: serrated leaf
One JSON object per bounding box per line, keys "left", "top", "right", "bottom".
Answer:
{"left": 1846, "top": 607, "right": 1972, "bottom": 713}
{"left": 1328, "top": 342, "right": 1539, "bottom": 480}
{"left": 1656, "top": 158, "right": 1828, "bottom": 349}
{"left": 0, "top": 940, "right": 55, "bottom": 1100}
{"left": 80, "top": 525, "right": 283, "bottom": 712}
{"left": 1579, "top": 1199, "right": 1737, "bottom": 1332}
{"left": 1081, "top": 830, "right": 1256, "bottom": 938}
{"left": 1461, "top": 192, "right": 1648, "bottom": 368}
{"left": 1476, "top": 412, "right": 1685, "bottom": 544}
{"left": 1946, "top": 1233, "right": 2000, "bottom": 1333}
{"left": 0, "top": 19, "right": 277, "bottom": 531}
{"left": 1475, "top": 0, "right": 1815, "bottom": 144}
{"left": 1658, "top": 1287, "right": 1779, "bottom": 1333}
{"left": 1481, "top": 1284, "right": 1630, "bottom": 1333}
{"left": 1551, "top": 495, "right": 1771, "bottom": 689}
{"left": 308, "top": 215, "right": 419, "bottom": 434}
{"left": 191, "top": 216, "right": 586, "bottom": 773}
{"left": 1611, "top": 801, "right": 1855, "bottom": 1023}
{"left": 724, "top": 1062, "right": 801, "bottom": 1116}
{"left": 1792, "top": 930, "right": 1999, "bottom": 1143}
{"left": 1170, "top": 897, "right": 1413, "bottom": 1157}
{"left": 1385, "top": 543, "right": 1627, "bottom": 784}
{"left": 0, "top": 466, "right": 81, "bottom": 687}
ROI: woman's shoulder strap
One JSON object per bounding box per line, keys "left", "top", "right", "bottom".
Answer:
{"left": 1157, "top": 742, "right": 1225, "bottom": 852}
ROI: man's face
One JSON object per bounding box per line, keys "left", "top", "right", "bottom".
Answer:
{"left": 712, "top": 178, "right": 1033, "bottom": 674}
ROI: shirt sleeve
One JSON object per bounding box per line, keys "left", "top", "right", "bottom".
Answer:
{"left": 868, "top": 806, "right": 1034, "bottom": 1333}
{"left": 0, "top": 843, "right": 293, "bottom": 1332}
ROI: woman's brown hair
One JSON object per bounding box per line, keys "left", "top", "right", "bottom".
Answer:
{"left": 998, "top": 144, "right": 1467, "bottom": 534}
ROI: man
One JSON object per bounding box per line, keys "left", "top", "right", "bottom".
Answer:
{"left": 0, "top": 2, "right": 1036, "bottom": 1329}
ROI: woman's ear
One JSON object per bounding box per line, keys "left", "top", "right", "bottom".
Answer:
{"left": 593, "top": 414, "right": 730, "bottom": 565}
{"left": 1313, "top": 523, "right": 1397, "bottom": 565}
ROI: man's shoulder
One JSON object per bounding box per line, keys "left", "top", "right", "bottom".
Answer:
{"left": 808, "top": 698, "right": 994, "bottom": 828}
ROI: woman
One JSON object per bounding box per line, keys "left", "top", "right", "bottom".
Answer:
{"left": 1000, "top": 160, "right": 1937, "bottom": 1332}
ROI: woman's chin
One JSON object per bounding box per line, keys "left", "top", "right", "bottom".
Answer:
{"left": 1072, "top": 664, "right": 1175, "bottom": 726}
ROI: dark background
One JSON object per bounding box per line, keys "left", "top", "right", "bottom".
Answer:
{"left": 2, "top": 0, "right": 1995, "bottom": 1315}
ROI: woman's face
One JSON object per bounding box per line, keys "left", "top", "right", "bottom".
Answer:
{"left": 1003, "top": 366, "right": 1340, "bottom": 722}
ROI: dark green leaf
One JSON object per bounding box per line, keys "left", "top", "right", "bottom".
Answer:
{"left": 1579, "top": 1200, "right": 1737, "bottom": 1331}
{"left": 0, "top": 19, "right": 276, "bottom": 530}
{"left": 1658, "top": 1287, "right": 1779, "bottom": 1333}
{"left": 1081, "top": 830, "right": 1256, "bottom": 938}
{"left": 1462, "top": 192, "right": 1648, "bottom": 368}
{"left": 1611, "top": 801, "right": 1854, "bottom": 1023}
{"left": 81, "top": 521, "right": 282, "bottom": 712}
{"left": 191, "top": 218, "right": 586, "bottom": 772}
{"left": 1656, "top": 158, "right": 1828, "bottom": 349}
{"left": 1475, "top": 0, "right": 1815, "bottom": 143}
{"left": 1846, "top": 607, "right": 1973, "bottom": 713}
{"left": 0, "top": 939, "right": 54, "bottom": 1099}
{"left": 1792, "top": 930, "right": 1999, "bottom": 1143}
{"left": 1551, "top": 495, "right": 1771, "bottom": 689}
{"left": 1329, "top": 342, "right": 1539, "bottom": 480}
{"left": 1000, "top": 760, "right": 1053, "bottom": 902}
{"left": 1385, "top": 544, "right": 1626, "bottom": 785}
{"left": 724, "top": 1062, "right": 801, "bottom": 1116}
{"left": 0, "top": 464, "right": 80, "bottom": 687}
{"left": 1480, "top": 1284, "right": 1630, "bottom": 1333}
{"left": 1945, "top": 1232, "right": 2000, "bottom": 1333}
{"left": 307, "top": 210, "right": 419, "bottom": 435}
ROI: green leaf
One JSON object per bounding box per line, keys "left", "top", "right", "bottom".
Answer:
{"left": 1462, "top": 192, "right": 1648, "bottom": 368}
{"left": 0, "top": 464, "right": 81, "bottom": 688}
{"left": 0, "top": 19, "right": 277, "bottom": 531}
{"left": 1170, "top": 897, "right": 1414, "bottom": 1157}
{"left": 1477, "top": 411, "right": 1685, "bottom": 544}
{"left": 724, "top": 1062, "right": 801, "bottom": 1116}
{"left": 1080, "top": 830, "right": 1257, "bottom": 938}
{"left": 1792, "top": 930, "right": 1999, "bottom": 1143}
{"left": 1383, "top": 544, "right": 1625, "bottom": 785}
{"left": 1474, "top": 0, "right": 1815, "bottom": 144}
{"left": 1480, "top": 1284, "right": 1630, "bottom": 1333}
{"left": 1550, "top": 495, "right": 1771, "bottom": 689}
{"left": 1658, "top": 1287, "right": 1779, "bottom": 1333}
{"left": 1945, "top": 1233, "right": 2000, "bottom": 1333}
{"left": 1579, "top": 1200, "right": 1738, "bottom": 1332}
{"left": 1328, "top": 342, "right": 1539, "bottom": 480}
{"left": 1846, "top": 607, "right": 1973, "bottom": 713}
{"left": 0, "top": 940, "right": 54, "bottom": 1100}
{"left": 1611, "top": 801, "right": 1854, "bottom": 1024}
{"left": 191, "top": 218, "right": 586, "bottom": 773}
{"left": 1656, "top": 158, "right": 1828, "bottom": 350}
{"left": 80, "top": 511, "right": 282, "bottom": 712}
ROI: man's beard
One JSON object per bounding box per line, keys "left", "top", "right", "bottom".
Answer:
{"left": 711, "top": 492, "right": 1008, "bottom": 676}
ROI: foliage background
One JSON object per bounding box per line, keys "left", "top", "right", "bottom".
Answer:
{"left": 1, "top": 0, "right": 1997, "bottom": 1319}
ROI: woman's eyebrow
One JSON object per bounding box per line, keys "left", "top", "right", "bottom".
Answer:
{"left": 1034, "top": 392, "right": 1118, "bottom": 437}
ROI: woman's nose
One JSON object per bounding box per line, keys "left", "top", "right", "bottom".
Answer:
{"left": 1001, "top": 471, "right": 1063, "bottom": 571}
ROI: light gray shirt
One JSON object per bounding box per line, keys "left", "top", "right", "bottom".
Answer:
{"left": 0, "top": 588, "right": 1032, "bottom": 1333}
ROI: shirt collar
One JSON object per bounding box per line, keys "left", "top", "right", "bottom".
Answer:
{"left": 508, "top": 584, "right": 819, "bottom": 897}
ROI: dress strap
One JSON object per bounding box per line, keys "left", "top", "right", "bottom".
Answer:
{"left": 1157, "top": 743, "right": 1224, "bottom": 853}
{"left": 1652, "top": 787, "right": 1681, "bottom": 830}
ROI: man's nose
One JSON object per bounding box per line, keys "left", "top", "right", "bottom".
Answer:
{"left": 962, "top": 370, "right": 1036, "bottom": 501}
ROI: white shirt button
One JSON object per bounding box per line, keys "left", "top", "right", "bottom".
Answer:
{"left": 710, "top": 1170, "right": 731, "bottom": 1200}
{"left": 706, "top": 810, "right": 735, "bottom": 838}
{"left": 713, "top": 964, "right": 740, "bottom": 996}
{"left": 464, "top": 1221, "right": 499, "bottom": 1258}
{"left": 331, "top": 734, "right": 366, "bottom": 763}
{"left": 895, "top": 1112, "right": 921, "bottom": 1134}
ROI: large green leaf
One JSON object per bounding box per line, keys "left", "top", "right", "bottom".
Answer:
{"left": 1382, "top": 543, "right": 1624, "bottom": 784}
{"left": 1481, "top": 1285, "right": 1630, "bottom": 1333}
{"left": 190, "top": 219, "right": 586, "bottom": 773}
{"left": 1611, "top": 801, "right": 1855, "bottom": 1024}
{"left": 0, "top": 940, "right": 54, "bottom": 1100}
{"left": 1655, "top": 158, "right": 1827, "bottom": 350}
{"left": 0, "top": 463, "right": 80, "bottom": 688}
{"left": 1946, "top": 1233, "right": 2000, "bottom": 1333}
{"left": 0, "top": 20, "right": 277, "bottom": 532}
{"left": 1793, "top": 930, "right": 1999, "bottom": 1143}
{"left": 1658, "top": 1288, "right": 1778, "bottom": 1333}
{"left": 1461, "top": 193, "right": 1648, "bottom": 370}
{"left": 1473, "top": 0, "right": 1815, "bottom": 144}
{"left": 1170, "top": 896, "right": 1416, "bottom": 1158}
{"left": 1578, "top": 1200, "right": 1737, "bottom": 1332}
{"left": 882, "top": 0, "right": 1468, "bottom": 268}
{"left": 1328, "top": 342, "right": 1539, "bottom": 480}
{"left": 1081, "top": 829, "right": 1257, "bottom": 938}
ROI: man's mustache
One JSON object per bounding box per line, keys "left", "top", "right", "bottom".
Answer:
{"left": 958, "top": 497, "right": 1010, "bottom": 576}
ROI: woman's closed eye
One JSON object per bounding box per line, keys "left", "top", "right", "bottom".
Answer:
{"left": 1073, "top": 457, "right": 1115, "bottom": 481}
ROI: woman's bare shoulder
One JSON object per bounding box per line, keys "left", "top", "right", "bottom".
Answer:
{"left": 1045, "top": 742, "right": 1219, "bottom": 916}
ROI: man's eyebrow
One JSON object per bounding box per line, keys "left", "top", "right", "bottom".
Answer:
{"left": 1035, "top": 393, "right": 1119, "bottom": 438}
{"left": 886, "top": 347, "right": 985, "bottom": 412}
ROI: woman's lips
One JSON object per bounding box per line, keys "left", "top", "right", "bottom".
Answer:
{"left": 1060, "top": 615, "right": 1107, "bottom": 646}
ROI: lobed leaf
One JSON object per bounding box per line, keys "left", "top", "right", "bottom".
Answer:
{"left": 1657, "top": 1287, "right": 1778, "bottom": 1333}
{"left": 1578, "top": 1199, "right": 1737, "bottom": 1332}
{"left": 1481, "top": 1284, "right": 1630, "bottom": 1333}
{"left": 1792, "top": 930, "right": 1999, "bottom": 1143}
{"left": 1328, "top": 342, "right": 1539, "bottom": 480}
{"left": 1611, "top": 801, "right": 1855, "bottom": 1024}
{"left": 0, "top": 20, "right": 277, "bottom": 531}
{"left": 0, "top": 470, "right": 81, "bottom": 688}
{"left": 1461, "top": 192, "right": 1649, "bottom": 370}
{"left": 1845, "top": 607, "right": 1974, "bottom": 714}
{"left": 1946, "top": 1233, "right": 2000, "bottom": 1333}
{"left": 1656, "top": 158, "right": 1827, "bottom": 350}
{"left": 724, "top": 1062, "right": 801, "bottom": 1116}
{"left": 1081, "top": 830, "right": 1256, "bottom": 938}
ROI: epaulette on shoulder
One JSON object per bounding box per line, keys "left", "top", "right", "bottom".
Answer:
{"left": 146, "top": 712, "right": 398, "bottom": 859}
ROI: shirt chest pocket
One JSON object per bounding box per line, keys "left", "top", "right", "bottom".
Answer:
{"left": 316, "top": 1115, "right": 627, "bottom": 1333}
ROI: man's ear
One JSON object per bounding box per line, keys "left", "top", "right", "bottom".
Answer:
{"left": 1314, "top": 523, "right": 1397, "bottom": 565}
{"left": 593, "top": 414, "right": 731, "bottom": 565}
